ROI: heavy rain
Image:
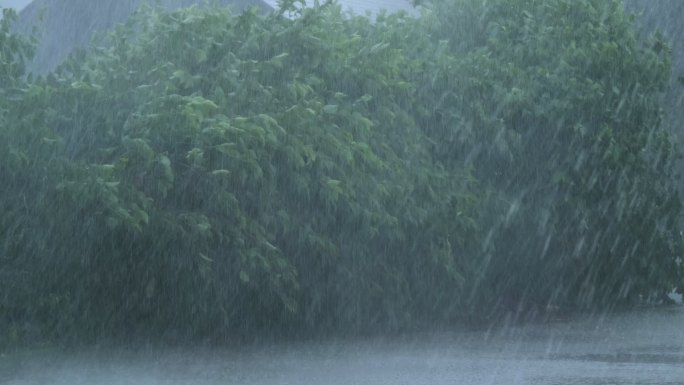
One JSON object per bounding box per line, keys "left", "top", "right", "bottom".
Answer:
{"left": 1, "top": 0, "right": 684, "bottom": 384}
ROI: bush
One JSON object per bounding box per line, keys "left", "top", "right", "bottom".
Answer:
{"left": 0, "top": 0, "right": 681, "bottom": 345}
{"left": 415, "top": 0, "right": 682, "bottom": 313}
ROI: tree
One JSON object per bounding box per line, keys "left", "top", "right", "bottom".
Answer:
{"left": 412, "top": 0, "right": 683, "bottom": 314}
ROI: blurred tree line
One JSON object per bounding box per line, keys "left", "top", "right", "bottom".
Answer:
{"left": 0, "top": 0, "right": 682, "bottom": 347}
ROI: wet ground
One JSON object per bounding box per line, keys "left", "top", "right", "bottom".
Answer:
{"left": 3, "top": 305, "right": 684, "bottom": 384}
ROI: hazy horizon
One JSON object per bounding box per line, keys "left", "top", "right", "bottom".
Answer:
{"left": 1, "top": 0, "right": 32, "bottom": 11}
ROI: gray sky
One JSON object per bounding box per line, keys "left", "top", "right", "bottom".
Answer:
{"left": 1, "top": 0, "right": 32, "bottom": 11}
{"left": 1, "top": 1, "right": 415, "bottom": 15}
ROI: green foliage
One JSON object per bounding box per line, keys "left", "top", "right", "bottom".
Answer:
{"left": 2, "top": 3, "right": 479, "bottom": 343}
{"left": 0, "top": 0, "right": 681, "bottom": 345}
{"left": 416, "top": 0, "right": 682, "bottom": 312}
{"left": 0, "top": 8, "right": 35, "bottom": 88}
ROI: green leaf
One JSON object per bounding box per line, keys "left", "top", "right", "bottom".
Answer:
{"left": 211, "top": 169, "right": 231, "bottom": 176}
{"left": 216, "top": 142, "right": 236, "bottom": 154}
{"left": 322, "top": 104, "right": 338, "bottom": 114}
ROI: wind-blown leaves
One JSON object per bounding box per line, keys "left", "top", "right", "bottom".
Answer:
{"left": 0, "top": 0, "right": 681, "bottom": 346}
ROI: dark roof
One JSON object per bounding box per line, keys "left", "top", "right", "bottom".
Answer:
{"left": 14, "top": 0, "right": 272, "bottom": 74}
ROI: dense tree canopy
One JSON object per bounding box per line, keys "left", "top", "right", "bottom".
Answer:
{"left": 415, "top": 0, "right": 682, "bottom": 313}
{"left": 0, "top": 0, "right": 681, "bottom": 347}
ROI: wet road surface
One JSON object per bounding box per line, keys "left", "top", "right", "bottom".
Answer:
{"left": 3, "top": 305, "right": 684, "bottom": 384}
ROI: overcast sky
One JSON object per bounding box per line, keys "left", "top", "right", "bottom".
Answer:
{"left": 2, "top": 1, "right": 415, "bottom": 15}
{"left": 1, "top": 0, "right": 32, "bottom": 10}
